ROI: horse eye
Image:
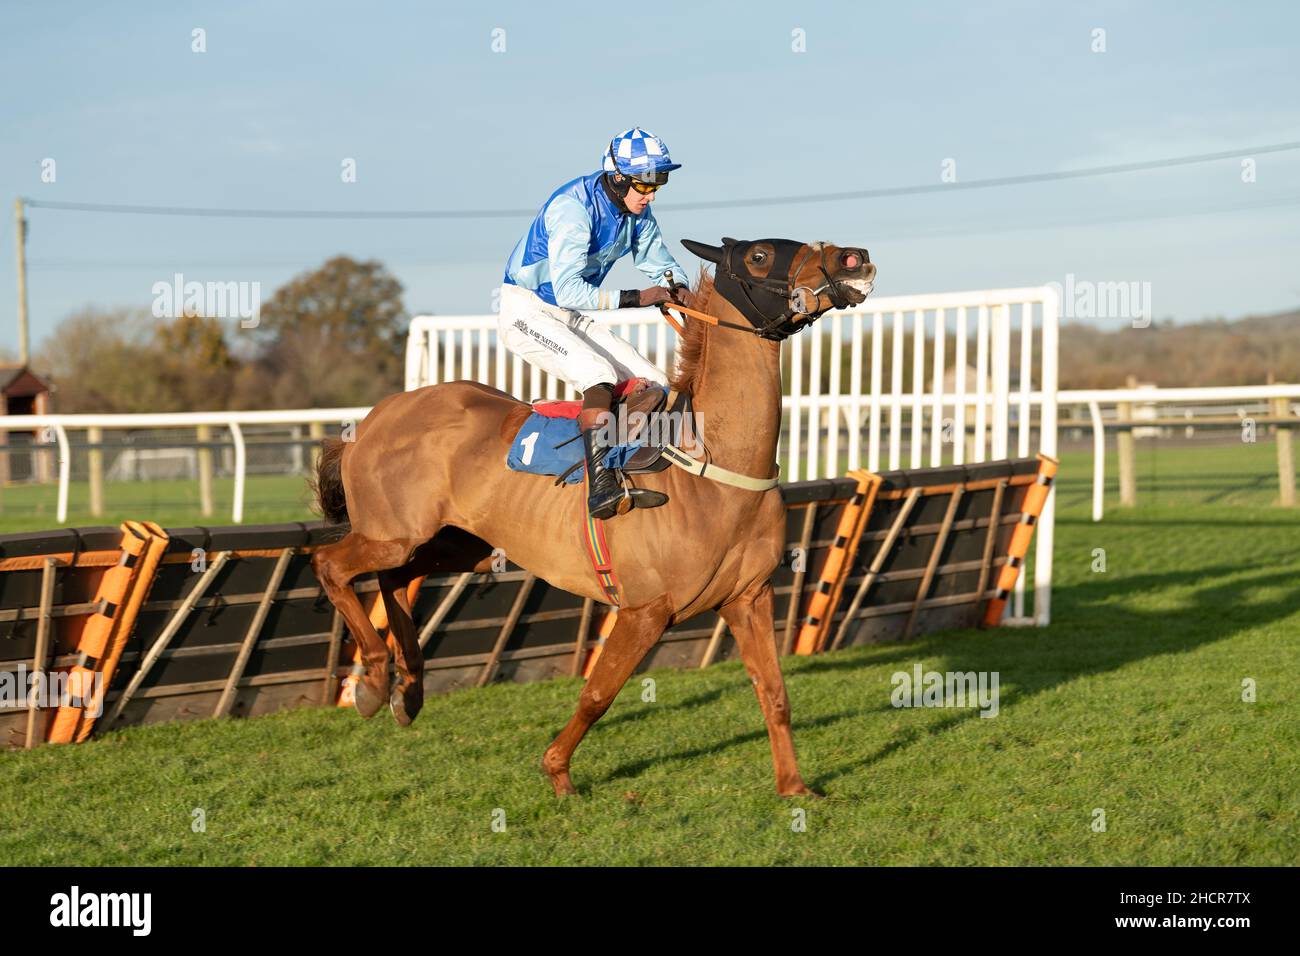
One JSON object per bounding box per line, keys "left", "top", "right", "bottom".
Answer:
{"left": 751, "top": 251, "right": 766, "bottom": 263}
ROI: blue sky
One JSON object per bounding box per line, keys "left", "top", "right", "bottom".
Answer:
{"left": 1, "top": 0, "right": 1298, "bottom": 354}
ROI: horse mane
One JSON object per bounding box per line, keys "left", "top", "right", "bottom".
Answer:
{"left": 668, "top": 269, "right": 715, "bottom": 395}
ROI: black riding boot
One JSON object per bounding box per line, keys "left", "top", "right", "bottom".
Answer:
{"left": 582, "top": 426, "right": 626, "bottom": 520}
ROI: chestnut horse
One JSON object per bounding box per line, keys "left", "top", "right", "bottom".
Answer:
{"left": 311, "top": 237, "right": 875, "bottom": 796}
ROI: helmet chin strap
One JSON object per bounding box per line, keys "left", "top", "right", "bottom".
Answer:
{"left": 600, "top": 172, "right": 634, "bottom": 214}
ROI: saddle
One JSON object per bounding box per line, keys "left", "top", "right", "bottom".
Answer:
{"left": 516, "top": 378, "right": 698, "bottom": 486}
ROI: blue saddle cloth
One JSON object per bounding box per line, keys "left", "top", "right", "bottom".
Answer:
{"left": 507, "top": 412, "right": 643, "bottom": 484}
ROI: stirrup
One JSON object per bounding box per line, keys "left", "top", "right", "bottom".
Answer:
{"left": 588, "top": 473, "right": 668, "bottom": 518}
{"left": 587, "top": 486, "right": 624, "bottom": 520}
{"left": 609, "top": 473, "right": 669, "bottom": 515}
{"left": 628, "top": 488, "right": 669, "bottom": 511}
{"left": 619, "top": 472, "right": 668, "bottom": 511}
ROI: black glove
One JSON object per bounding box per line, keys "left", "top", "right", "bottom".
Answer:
{"left": 636, "top": 287, "right": 677, "bottom": 308}
{"left": 619, "top": 286, "right": 690, "bottom": 308}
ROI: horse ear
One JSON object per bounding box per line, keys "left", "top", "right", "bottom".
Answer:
{"left": 721, "top": 236, "right": 738, "bottom": 245}
{"left": 682, "top": 239, "right": 723, "bottom": 264}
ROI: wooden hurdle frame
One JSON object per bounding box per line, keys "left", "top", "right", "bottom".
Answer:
{"left": 788, "top": 455, "right": 1056, "bottom": 654}
{"left": 0, "top": 456, "right": 1053, "bottom": 748}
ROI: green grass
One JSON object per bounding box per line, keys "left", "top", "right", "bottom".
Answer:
{"left": 1052, "top": 437, "right": 1294, "bottom": 511}
{"left": 0, "top": 440, "right": 1296, "bottom": 864}
{"left": 0, "top": 475, "right": 317, "bottom": 532}
{"left": 0, "top": 434, "right": 1289, "bottom": 532}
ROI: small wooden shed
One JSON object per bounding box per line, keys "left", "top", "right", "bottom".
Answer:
{"left": 0, "top": 364, "right": 52, "bottom": 482}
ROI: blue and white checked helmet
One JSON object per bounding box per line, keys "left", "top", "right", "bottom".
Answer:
{"left": 601, "top": 127, "right": 681, "bottom": 184}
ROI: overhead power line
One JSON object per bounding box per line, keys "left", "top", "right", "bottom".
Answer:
{"left": 666, "top": 141, "right": 1300, "bottom": 211}
{"left": 25, "top": 191, "right": 1300, "bottom": 272}
{"left": 834, "top": 191, "right": 1300, "bottom": 242}
{"left": 21, "top": 140, "right": 1300, "bottom": 221}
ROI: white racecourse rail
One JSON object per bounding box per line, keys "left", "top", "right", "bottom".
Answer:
{"left": 405, "top": 287, "right": 1062, "bottom": 626}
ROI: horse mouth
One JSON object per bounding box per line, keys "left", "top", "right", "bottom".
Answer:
{"left": 836, "top": 262, "right": 876, "bottom": 305}
{"left": 840, "top": 277, "right": 874, "bottom": 303}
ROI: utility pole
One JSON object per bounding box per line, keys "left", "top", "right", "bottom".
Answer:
{"left": 14, "top": 198, "right": 29, "bottom": 366}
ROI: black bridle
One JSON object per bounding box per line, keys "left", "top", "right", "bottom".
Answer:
{"left": 715, "top": 239, "right": 865, "bottom": 340}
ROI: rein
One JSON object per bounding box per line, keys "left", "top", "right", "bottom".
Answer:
{"left": 656, "top": 300, "right": 767, "bottom": 337}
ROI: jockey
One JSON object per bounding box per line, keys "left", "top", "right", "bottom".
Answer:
{"left": 499, "top": 127, "right": 693, "bottom": 520}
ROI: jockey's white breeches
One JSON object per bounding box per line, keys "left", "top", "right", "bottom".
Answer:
{"left": 497, "top": 283, "right": 668, "bottom": 396}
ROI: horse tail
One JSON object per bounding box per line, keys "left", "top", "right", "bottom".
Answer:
{"left": 311, "top": 437, "right": 349, "bottom": 525}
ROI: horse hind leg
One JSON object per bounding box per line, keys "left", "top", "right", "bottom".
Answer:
{"left": 312, "top": 532, "right": 419, "bottom": 719}
{"left": 378, "top": 569, "right": 424, "bottom": 727}
{"left": 374, "top": 530, "right": 497, "bottom": 726}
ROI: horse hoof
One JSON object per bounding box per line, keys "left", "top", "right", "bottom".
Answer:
{"left": 541, "top": 755, "right": 578, "bottom": 796}
{"left": 353, "top": 680, "right": 385, "bottom": 719}
{"left": 780, "top": 783, "right": 824, "bottom": 799}
{"left": 389, "top": 683, "right": 423, "bottom": 727}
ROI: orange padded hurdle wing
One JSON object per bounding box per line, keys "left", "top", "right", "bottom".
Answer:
{"left": 794, "top": 470, "right": 881, "bottom": 655}
{"left": 48, "top": 521, "right": 169, "bottom": 744}
{"left": 982, "top": 454, "right": 1058, "bottom": 627}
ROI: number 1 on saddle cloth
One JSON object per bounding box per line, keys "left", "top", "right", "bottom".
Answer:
{"left": 506, "top": 380, "right": 667, "bottom": 485}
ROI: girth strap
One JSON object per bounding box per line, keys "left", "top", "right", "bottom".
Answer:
{"left": 659, "top": 444, "right": 779, "bottom": 492}
{"left": 583, "top": 511, "right": 621, "bottom": 606}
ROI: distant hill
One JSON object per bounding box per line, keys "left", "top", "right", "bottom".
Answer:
{"left": 1058, "top": 308, "right": 1300, "bottom": 388}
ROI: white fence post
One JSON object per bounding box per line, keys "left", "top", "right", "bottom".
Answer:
{"left": 1088, "top": 399, "right": 1105, "bottom": 523}
{"left": 53, "top": 424, "right": 70, "bottom": 525}
{"left": 229, "top": 422, "right": 246, "bottom": 524}
{"left": 1035, "top": 288, "right": 1060, "bottom": 626}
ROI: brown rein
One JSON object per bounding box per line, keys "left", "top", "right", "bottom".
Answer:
{"left": 657, "top": 300, "right": 809, "bottom": 337}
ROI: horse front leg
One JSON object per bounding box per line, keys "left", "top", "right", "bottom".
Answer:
{"left": 542, "top": 593, "right": 674, "bottom": 796}
{"left": 719, "top": 580, "right": 817, "bottom": 797}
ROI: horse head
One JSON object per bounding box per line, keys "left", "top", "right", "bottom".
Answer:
{"left": 681, "top": 237, "right": 876, "bottom": 340}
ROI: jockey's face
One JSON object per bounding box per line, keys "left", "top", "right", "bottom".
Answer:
{"left": 622, "top": 181, "right": 654, "bottom": 215}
